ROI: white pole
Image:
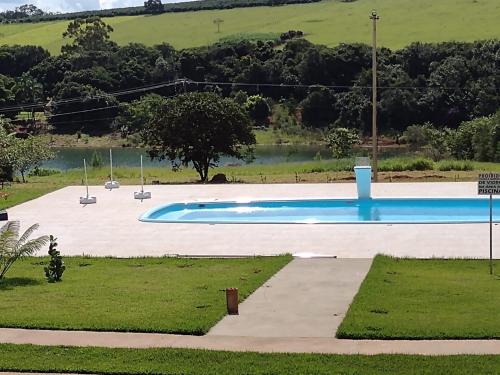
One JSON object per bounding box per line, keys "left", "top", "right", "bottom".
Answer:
{"left": 140, "top": 155, "right": 144, "bottom": 193}
{"left": 83, "top": 158, "right": 89, "bottom": 198}
{"left": 109, "top": 149, "right": 113, "bottom": 182}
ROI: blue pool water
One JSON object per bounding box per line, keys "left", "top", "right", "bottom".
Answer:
{"left": 140, "top": 198, "right": 500, "bottom": 224}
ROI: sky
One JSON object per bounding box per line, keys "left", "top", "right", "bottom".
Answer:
{"left": 0, "top": 0, "right": 195, "bottom": 13}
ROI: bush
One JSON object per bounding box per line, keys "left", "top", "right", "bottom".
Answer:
{"left": 326, "top": 128, "right": 360, "bottom": 159}
{"left": 379, "top": 158, "right": 435, "bottom": 172}
{"left": 90, "top": 150, "right": 104, "bottom": 168}
{"left": 44, "top": 236, "right": 65, "bottom": 283}
{"left": 437, "top": 160, "right": 474, "bottom": 171}
{"left": 408, "top": 158, "right": 434, "bottom": 171}
{"left": 28, "top": 167, "right": 61, "bottom": 177}
{"left": 450, "top": 112, "right": 500, "bottom": 162}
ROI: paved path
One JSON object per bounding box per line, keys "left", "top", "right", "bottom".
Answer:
{"left": 7, "top": 182, "right": 500, "bottom": 258}
{"left": 209, "top": 258, "right": 372, "bottom": 337}
{"left": 1, "top": 328, "right": 500, "bottom": 355}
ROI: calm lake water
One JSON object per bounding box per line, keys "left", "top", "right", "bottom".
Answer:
{"left": 43, "top": 145, "right": 331, "bottom": 170}
{"left": 43, "top": 145, "right": 408, "bottom": 171}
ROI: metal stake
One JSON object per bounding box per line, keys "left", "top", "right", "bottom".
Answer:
{"left": 84, "top": 158, "right": 89, "bottom": 198}
{"left": 490, "top": 194, "right": 493, "bottom": 275}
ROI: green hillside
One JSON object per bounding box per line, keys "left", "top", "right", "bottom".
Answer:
{"left": 0, "top": 0, "right": 499, "bottom": 54}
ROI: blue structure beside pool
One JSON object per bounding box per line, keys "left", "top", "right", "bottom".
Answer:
{"left": 140, "top": 198, "right": 500, "bottom": 224}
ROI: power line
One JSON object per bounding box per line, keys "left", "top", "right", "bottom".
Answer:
{"left": 0, "top": 79, "right": 187, "bottom": 114}
{"left": 1, "top": 77, "right": 498, "bottom": 117}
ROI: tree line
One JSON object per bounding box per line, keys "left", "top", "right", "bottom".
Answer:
{"left": 0, "top": 17, "right": 498, "bottom": 138}
{"left": 1, "top": 0, "right": 322, "bottom": 23}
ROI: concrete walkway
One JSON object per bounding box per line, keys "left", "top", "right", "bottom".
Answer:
{"left": 7, "top": 182, "right": 500, "bottom": 258}
{"left": 1, "top": 328, "right": 500, "bottom": 355}
{"left": 209, "top": 258, "right": 372, "bottom": 337}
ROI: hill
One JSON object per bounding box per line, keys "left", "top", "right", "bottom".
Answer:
{"left": 0, "top": 0, "right": 499, "bottom": 54}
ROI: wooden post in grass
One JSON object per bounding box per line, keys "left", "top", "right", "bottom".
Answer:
{"left": 226, "top": 288, "right": 238, "bottom": 315}
{"left": 214, "top": 18, "right": 224, "bottom": 33}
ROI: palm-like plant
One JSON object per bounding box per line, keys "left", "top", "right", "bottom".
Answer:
{"left": 0, "top": 221, "right": 49, "bottom": 280}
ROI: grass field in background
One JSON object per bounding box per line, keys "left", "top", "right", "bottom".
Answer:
{"left": 0, "top": 345, "right": 499, "bottom": 374}
{"left": 337, "top": 256, "right": 500, "bottom": 339}
{"left": 0, "top": 256, "right": 291, "bottom": 334}
{"left": 1, "top": 157, "right": 497, "bottom": 210}
{"left": 0, "top": 0, "right": 499, "bottom": 54}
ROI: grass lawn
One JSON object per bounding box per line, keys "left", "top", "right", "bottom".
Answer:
{"left": 337, "top": 255, "right": 500, "bottom": 340}
{"left": 0, "top": 345, "right": 499, "bottom": 375}
{"left": 1, "top": 0, "right": 499, "bottom": 54}
{"left": 0, "top": 256, "right": 291, "bottom": 334}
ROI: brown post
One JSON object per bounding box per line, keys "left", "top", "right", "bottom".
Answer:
{"left": 226, "top": 288, "right": 239, "bottom": 315}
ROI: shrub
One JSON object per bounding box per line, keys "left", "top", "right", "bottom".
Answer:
{"left": 44, "top": 235, "right": 65, "bottom": 283}
{"left": 326, "top": 128, "right": 360, "bottom": 159}
{"left": 408, "top": 158, "right": 434, "bottom": 171}
{"left": 437, "top": 160, "right": 474, "bottom": 171}
{"left": 379, "top": 158, "right": 434, "bottom": 172}
{"left": 90, "top": 150, "right": 104, "bottom": 168}
{"left": 0, "top": 221, "right": 49, "bottom": 280}
{"left": 28, "top": 167, "right": 61, "bottom": 177}
{"left": 450, "top": 112, "right": 500, "bottom": 162}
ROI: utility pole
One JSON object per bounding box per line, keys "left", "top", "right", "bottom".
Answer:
{"left": 370, "top": 10, "right": 379, "bottom": 182}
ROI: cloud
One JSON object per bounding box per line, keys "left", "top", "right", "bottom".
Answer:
{"left": 0, "top": 0, "right": 194, "bottom": 13}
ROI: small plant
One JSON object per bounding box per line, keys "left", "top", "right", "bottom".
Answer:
{"left": 90, "top": 150, "right": 104, "bottom": 168}
{"left": 44, "top": 235, "right": 65, "bottom": 283}
{"left": 0, "top": 221, "right": 49, "bottom": 280}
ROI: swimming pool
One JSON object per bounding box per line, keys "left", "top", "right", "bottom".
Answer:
{"left": 139, "top": 198, "right": 499, "bottom": 224}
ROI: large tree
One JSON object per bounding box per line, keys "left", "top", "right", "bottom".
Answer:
{"left": 61, "top": 17, "right": 115, "bottom": 55}
{"left": 144, "top": 0, "right": 164, "bottom": 14}
{"left": 143, "top": 92, "right": 255, "bottom": 182}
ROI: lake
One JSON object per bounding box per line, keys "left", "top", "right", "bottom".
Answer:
{"left": 42, "top": 145, "right": 408, "bottom": 171}
{"left": 43, "top": 145, "right": 331, "bottom": 170}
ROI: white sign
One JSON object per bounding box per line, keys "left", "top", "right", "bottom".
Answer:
{"left": 478, "top": 173, "right": 500, "bottom": 195}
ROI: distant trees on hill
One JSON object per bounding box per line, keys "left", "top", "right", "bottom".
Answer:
{"left": 0, "top": 16, "right": 497, "bottom": 138}
{"left": 144, "top": 0, "right": 164, "bottom": 15}
{"left": 1, "top": 0, "right": 322, "bottom": 24}
{"left": 0, "top": 4, "right": 47, "bottom": 22}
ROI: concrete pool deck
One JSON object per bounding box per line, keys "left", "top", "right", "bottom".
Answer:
{"left": 7, "top": 182, "right": 499, "bottom": 258}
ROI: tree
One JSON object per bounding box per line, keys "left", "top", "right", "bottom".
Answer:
{"left": 143, "top": 92, "right": 255, "bottom": 182}
{"left": 17, "top": 4, "right": 44, "bottom": 17}
{"left": 245, "top": 95, "right": 271, "bottom": 126}
{"left": 61, "top": 17, "right": 115, "bottom": 55}
{"left": 326, "top": 127, "right": 360, "bottom": 159}
{"left": 144, "top": 0, "right": 164, "bottom": 14}
{"left": 13, "top": 73, "right": 44, "bottom": 131}
{"left": 117, "top": 94, "right": 166, "bottom": 136}
{"left": 0, "top": 221, "right": 49, "bottom": 280}
{"left": 49, "top": 82, "right": 119, "bottom": 134}
{"left": 0, "top": 120, "right": 16, "bottom": 181}
{"left": 300, "top": 87, "right": 338, "bottom": 128}
{"left": 10, "top": 136, "right": 56, "bottom": 183}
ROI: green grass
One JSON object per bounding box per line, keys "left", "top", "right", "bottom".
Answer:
{"left": 0, "top": 256, "right": 291, "bottom": 334}
{"left": 0, "top": 345, "right": 499, "bottom": 374}
{"left": 254, "top": 128, "right": 324, "bottom": 145}
{"left": 337, "top": 255, "right": 500, "bottom": 340}
{"left": 1, "top": 0, "right": 499, "bottom": 54}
